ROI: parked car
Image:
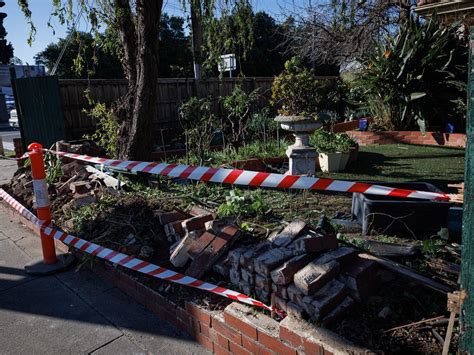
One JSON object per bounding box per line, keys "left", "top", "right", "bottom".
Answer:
{"left": 9, "top": 109, "right": 18, "bottom": 128}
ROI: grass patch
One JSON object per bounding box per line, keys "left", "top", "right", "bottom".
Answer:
{"left": 321, "top": 144, "right": 465, "bottom": 189}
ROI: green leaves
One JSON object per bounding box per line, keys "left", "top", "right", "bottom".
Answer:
{"left": 271, "top": 57, "right": 342, "bottom": 117}
{"left": 310, "top": 129, "right": 357, "bottom": 153}
{"left": 217, "top": 189, "right": 267, "bottom": 218}
{"left": 357, "top": 14, "right": 467, "bottom": 132}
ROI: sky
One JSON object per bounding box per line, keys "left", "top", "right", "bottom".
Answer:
{"left": 3, "top": 0, "right": 313, "bottom": 65}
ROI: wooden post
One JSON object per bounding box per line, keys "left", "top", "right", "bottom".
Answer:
{"left": 460, "top": 27, "right": 474, "bottom": 352}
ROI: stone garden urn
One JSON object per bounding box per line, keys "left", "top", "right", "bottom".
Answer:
{"left": 275, "top": 115, "right": 322, "bottom": 175}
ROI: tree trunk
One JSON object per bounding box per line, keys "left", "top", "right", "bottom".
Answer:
{"left": 190, "top": 0, "right": 203, "bottom": 79}
{"left": 114, "top": 0, "right": 163, "bottom": 161}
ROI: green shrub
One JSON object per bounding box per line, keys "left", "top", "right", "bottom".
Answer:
{"left": 247, "top": 107, "right": 278, "bottom": 143}
{"left": 357, "top": 15, "right": 467, "bottom": 132}
{"left": 178, "top": 96, "right": 217, "bottom": 164}
{"left": 271, "top": 57, "right": 339, "bottom": 119}
{"left": 221, "top": 85, "right": 260, "bottom": 146}
{"left": 84, "top": 102, "right": 119, "bottom": 157}
{"left": 310, "top": 129, "right": 357, "bottom": 153}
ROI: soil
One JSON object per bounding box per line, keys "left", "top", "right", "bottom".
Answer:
{"left": 330, "top": 274, "right": 457, "bottom": 354}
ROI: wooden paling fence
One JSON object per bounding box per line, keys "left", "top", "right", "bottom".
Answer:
{"left": 59, "top": 76, "right": 337, "bottom": 144}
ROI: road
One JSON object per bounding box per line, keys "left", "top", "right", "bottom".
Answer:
{"left": 0, "top": 126, "right": 21, "bottom": 152}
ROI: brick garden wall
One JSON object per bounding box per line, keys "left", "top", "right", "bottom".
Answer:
{"left": 347, "top": 131, "right": 466, "bottom": 148}
{"left": 5, "top": 202, "right": 372, "bottom": 355}
{"left": 91, "top": 262, "right": 371, "bottom": 355}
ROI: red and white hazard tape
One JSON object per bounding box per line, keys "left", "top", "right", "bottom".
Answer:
{"left": 0, "top": 152, "right": 29, "bottom": 161}
{"left": 0, "top": 188, "right": 272, "bottom": 311}
{"left": 46, "top": 149, "right": 450, "bottom": 201}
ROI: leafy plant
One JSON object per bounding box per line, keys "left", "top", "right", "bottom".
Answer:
{"left": 178, "top": 96, "right": 217, "bottom": 165}
{"left": 44, "top": 153, "right": 63, "bottom": 184}
{"left": 357, "top": 15, "right": 467, "bottom": 132}
{"left": 217, "top": 189, "right": 267, "bottom": 218}
{"left": 221, "top": 85, "right": 260, "bottom": 146}
{"left": 247, "top": 107, "right": 278, "bottom": 143}
{"left": 271, "top": 57, "right": 337, "bottom": 118}
{"left": 84, "top": 101, "right": 119, "bottom": 157}
{"left": 310, "top": 129, "right": 357, "bottom": 153}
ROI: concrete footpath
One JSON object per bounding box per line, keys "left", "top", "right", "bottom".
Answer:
{"left": 0, "top": 161, "right": 208, "bottom": 354}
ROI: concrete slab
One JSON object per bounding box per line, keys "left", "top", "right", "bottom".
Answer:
{"left": 14, "top": 232, "right": 44, "bottom": 259}
{"left": 0, "top": 238, "right": 35, "bottom": 291}
{"left": 0, "top": 159, "right": 17, "bottom": 185}
{"left": 0, "top": 206, "right": 35, "bottom": 242}
{"left": 56, "top": 268, "right": 115, "bottom": 298}
{"left": 66, "top": 279, "right": 208, "bottom": 354}
{"left": 0, "top": 277, "right": 122, "bottom": 354}
{"left": 91, "top": 335, "right": 147, "bottom": 355}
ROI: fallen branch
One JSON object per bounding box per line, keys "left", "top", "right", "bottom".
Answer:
{"left": 359, "top": 253, "right": 453, "bottom": 294}
{"left": 383, "top": 315, "right": 446, "bottom": 333}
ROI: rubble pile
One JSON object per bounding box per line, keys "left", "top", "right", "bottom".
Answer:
{"left": 5, "top": 159, "right": 119, "bottom": 223}
{"left": 213, "top": 220, "right": 380, "bottom": 325}
{"left": 161, "top": 207, "right": 241, "bottom": 278}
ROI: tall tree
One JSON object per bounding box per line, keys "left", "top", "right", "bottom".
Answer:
{"left": 18, "top": 0, "right": 251, "bottom": 159}
{"left": 18, "top": 0, "right": 162, "bottom": 160}
{"left": 190, "top": 0, "right": 204, "bottom": 78}
{"left": 34, "top": 31, "right": 124, "bottom": 79}
{"left": 240, "top": 11, "right": 289, "bottom": 77}
{"left": 283, "top": 0, "right": 417, "bottom": 66}
{"left": 202, "top": 0, "right": 254, "bottom": 75}
{"left": 158, "top": 14, "right": 193, "bottom": 78}
{"left": 0, "top": 1, "right": 13, "bottom": 64}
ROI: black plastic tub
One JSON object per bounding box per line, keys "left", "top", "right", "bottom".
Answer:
{"left": 352, "top": 182, "right": 452, "bottom": 237}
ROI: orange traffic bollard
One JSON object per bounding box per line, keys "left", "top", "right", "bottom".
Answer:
{"left": 28, "top": 142, "right": 57, "bottom": 265}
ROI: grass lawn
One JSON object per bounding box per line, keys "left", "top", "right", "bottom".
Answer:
{"left": 320, "top": 144, "right": 465, "bottom": 189}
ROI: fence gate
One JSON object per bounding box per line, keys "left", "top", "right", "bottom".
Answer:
{"left": 13, "top": 75, "right": 66, "bottom": 148}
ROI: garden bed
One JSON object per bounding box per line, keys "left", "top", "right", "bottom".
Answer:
{"left": 2, "top": 142, "right": 465, "bottom": 353}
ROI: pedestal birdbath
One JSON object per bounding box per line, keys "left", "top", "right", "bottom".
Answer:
{"left": 275, "top": 115, "right": 322, "bottom": 176}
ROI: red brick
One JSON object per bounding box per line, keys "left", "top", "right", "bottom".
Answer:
{"left": 242, "top": 334, "right": 262, "bottom": 354}
{"left": 280, "top": 323, "right": 303, "bottom": 348}
{"left": 182, "top": 214, "right": 214, "bottom": 233}
{"left": 186, "top": 302, "right": 212, "bottom": 326}
{"left": 209, "top": 327, "right": 218, "bottom": 342}
{"left": 258, "top": 330, "right": 297, "bottom": 355}
{"left": 224, "top": 311, "right": 257, "bottom": 340}
{"left": 187, "top": 231, "right": 217, "bottom": 259}
{"left": 304, "top": 339, "right": 322, "bottom": 355}
{"left": 229, "top": 340, "right": 252, "bottom": 355}
{"left": 216, "top": 333, "right": 231, "bottom": 350}
{"left": 213, "top": 316, "right": 243, "bottom": 345}
{"left": 200, "top": 321, "right": 211, "bottom": 338}
{"left": 195, "top": 333, "right": 214, "bottom": 352}
{"left": 215, "top": 343, "right": 232, "bottom": 355}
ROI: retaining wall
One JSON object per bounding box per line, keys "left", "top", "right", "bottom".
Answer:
{"left": 347, "top": 131, "right": 466, "bottom": 148}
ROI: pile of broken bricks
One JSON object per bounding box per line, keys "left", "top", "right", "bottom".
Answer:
{"left": 161, "top": 207, "right": 241, "bottom": 279}
{"left": 214, "top": 220, "right": 380, "bottom": 325}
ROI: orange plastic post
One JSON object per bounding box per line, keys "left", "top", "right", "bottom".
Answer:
{"left": 28, "top": 142, "right": 57, "bottom": 264}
